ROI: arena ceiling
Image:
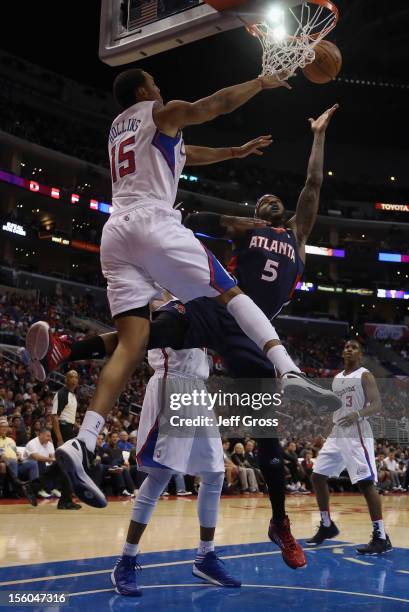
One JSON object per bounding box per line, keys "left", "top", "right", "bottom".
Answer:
{"left": 1, "top": 1, "right": 408, "bottom": 150}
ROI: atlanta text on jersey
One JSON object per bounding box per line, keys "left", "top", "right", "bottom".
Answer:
{"left": 248, "top": 234, "right": 296, "bottom": 262}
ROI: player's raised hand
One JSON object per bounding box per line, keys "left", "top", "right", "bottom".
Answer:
{"left": 309, "top": 104, "right": 339, "bottom": 133}
{"left": 234, "top": 135, "right": 273, "bottom": 158}
{"left": 258, "top": 70, "right": 292, "bottom": 90}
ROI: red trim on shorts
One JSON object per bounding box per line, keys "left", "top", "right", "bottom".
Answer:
{"left": 161, "top": 349, "right": 169, "bottom": 376}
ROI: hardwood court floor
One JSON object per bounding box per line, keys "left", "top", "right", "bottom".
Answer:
{"left": 1, "top": 492, "right": 408, "bottom": 567}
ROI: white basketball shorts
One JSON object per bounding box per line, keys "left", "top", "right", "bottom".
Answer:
{"left": 136, "top": 372, "right": 224, "bottom": 475}
{"left": 313, "top": 420, "right": 377, "bottom": 485}
{"left": 100, "top": 204, "right": 236, "bottom": 318}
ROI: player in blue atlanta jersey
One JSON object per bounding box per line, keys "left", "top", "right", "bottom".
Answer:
{"left": 185, "top": 103, "right": 338, "bottom": 322}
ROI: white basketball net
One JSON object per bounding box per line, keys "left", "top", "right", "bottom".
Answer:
{"left": 248, "top": 2, "right": 338, "bottom": 77}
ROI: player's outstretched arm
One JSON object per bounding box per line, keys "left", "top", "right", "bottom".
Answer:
{"left": 185, "top": 135, "right": 272, "bottom": 166}
{"left": 290, "top": 104, "right": 338, "bottom": 246}
{"left": 184, "top": 212, "right": 269, "bottom": 239}
{"left": 338, "top": 371, "right": 382, "bottom": 427}
{"left": 153, "top": 73, "right": 291, "bottom": 134}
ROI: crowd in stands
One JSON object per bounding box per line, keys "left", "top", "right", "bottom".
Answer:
{"left": 0, "top": 285, "right": 408, "bottom": 503}
{"left": 1, "top": 341, "right": 408, "bottom": 503}
{"left": 0, "top": 290, "right": 111, "bottom": 349}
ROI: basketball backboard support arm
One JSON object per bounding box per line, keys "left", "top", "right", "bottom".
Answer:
{"left": 99, "top": 0, "right": 242, "bottom": 66}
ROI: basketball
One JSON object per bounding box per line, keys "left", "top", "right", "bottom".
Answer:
{"left": 303, "top": 40, "right": 342, "bottom": 84}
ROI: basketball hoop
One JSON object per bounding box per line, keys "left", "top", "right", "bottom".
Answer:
{"left": 204, "top": 0, "right": 339, "bottom": 77}
{"left": 248, "top": 1, "right": 338, "bottom": 76}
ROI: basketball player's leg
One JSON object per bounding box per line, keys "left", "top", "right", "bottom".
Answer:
{"left": 255, "top": 437, "right": 305, "bottom": 568}
{"left": 55, "top": 217, "right": 159, "bottom": 507}
{"left": 343, "top": 435, "right": 392, "bottom": 554}
{"left": 25, "top": 309, "right": 187, "bottom": 382}
{"left": 112, "top": 468, "right": 173, "bottom": 596}
{"left": 355, "top": 480, "right": 391, "bottom": 553}
{"left": 306, "top": 439, "right": 343, "bottom": 545}
{"left": 357, "top": 479, "right": 383, "bottom": 522}
{"left": 78, "top": 314, "right": 149, "bottom": 448}
{"left": 54, "top": 312, "right": 150, "bottom": 509}
{"left": 193, "top": 471, "right": 240, "bottom": 586}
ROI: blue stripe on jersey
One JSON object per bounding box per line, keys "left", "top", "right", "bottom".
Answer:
{"left": 151, "top": 129, "right": 181, "bottom": 177}
{"left": 203, "top": 245, "right": 237, "bottom": 294}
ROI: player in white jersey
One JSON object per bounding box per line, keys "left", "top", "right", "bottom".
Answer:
{"left": 306, "top": 340, "right": 392, "bottom": 554}
{"left": 43, "top": 67, "right": 342, "bottom": 509}
{"left": 111, "top": 344, "right": 240, "bottom": 596}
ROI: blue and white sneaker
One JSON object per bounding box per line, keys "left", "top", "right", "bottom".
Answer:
{"left": 55, "top": 438, "right": 107, "bottom": 508}
{"left": 111, "top": 555, "right": 142, "bottom": 596}
{"left": 192, "top": 552, "right": 241, "bottom": 587}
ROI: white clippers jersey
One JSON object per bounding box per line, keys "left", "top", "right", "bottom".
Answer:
{"left": 332, "top": 366, "right": 369, "bottom": 424}
{"left": 148, "top": 348, "right": 209, "bottom": 380}
{"left": 108, "top": 101, "right": 186, "bottom": 212}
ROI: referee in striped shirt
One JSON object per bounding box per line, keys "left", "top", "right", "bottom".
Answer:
{"left": 51, "top": 370, "right": 81, "bottom": 510}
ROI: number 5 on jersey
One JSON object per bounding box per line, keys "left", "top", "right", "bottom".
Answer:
{"left": 261, "top": 260, "right": 279, "bottom": 282}
{"left": 111, "top": 136, "right": 136, "bottom": 183}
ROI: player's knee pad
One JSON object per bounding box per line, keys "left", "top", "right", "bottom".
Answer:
{"left": 131, "top": 469, "right": 172, "bottom": 524}
{"left": 197, "top": 471, "right": 224, "bottom": 528}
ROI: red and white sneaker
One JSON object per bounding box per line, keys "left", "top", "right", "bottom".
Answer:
{"left": 25, "top": 321, "right": 72, "bottom": 382}
{"left": 268, "top": 516, "right": 307, "bottom": 569}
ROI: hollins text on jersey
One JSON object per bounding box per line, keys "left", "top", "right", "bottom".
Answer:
{"left": 109, "top": 117, "right": 141, "bottom": 144}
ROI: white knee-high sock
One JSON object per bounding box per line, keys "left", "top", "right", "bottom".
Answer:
{"left": 195, "top": 472, "right": 224, "bottom": 563}
{"left": 77, "top": 411, "right": 105, "bottom": 452}
{"left": 266, "top": 345, "right": 301, "bottom": 375}
{"left": 197, "top": 472, "right": 224, "bottom": 528}
{"left": 226, "top": 294, "right": 300, "bottom": 375}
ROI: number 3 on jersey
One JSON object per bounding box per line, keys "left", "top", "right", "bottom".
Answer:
{"left": 261, "top": 260, "right": 279, "bottom": 282}
{"left": 111, "top": 136, "right": 136, "bottom": 183}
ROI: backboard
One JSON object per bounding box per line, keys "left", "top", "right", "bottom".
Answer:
{"left": 99, "top": 0, "right": 305, "bottom": 66}
{"left": 99, "top": 0, "right": 240, "bottom": 66}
